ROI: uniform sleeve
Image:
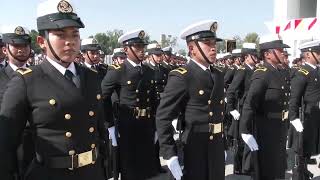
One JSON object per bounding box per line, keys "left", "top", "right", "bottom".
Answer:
{"left": 289, "top": 72, "right": 307, "bottom": 121}
{"left": 0, "top": 75, "right": 28, "bottom": 179}
{"left": 224, "top": 68, "right": 234, "bottom": 86}
{"left": 101, "top": 67, "right": 121, "bottom": 127}
{"left": 240, "top": 72, "right": 268, "bottom": 134}
{"left": 156, "top": 72, "right": 187, "bottom": 159}
{"left": 226, "top": 69, "right": 245, "bottom": 112}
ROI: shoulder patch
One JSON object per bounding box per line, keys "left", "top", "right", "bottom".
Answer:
{"left": 298, "top": 68, "right": 309, "bottom": 76}
{"left": 171, "top": 67, "right": 187, "bottom": 74}
{"left": 110, "top": 64, "right": 121, "bottom": 70}
{"left": 16, "top": 68, "right": 32, "bottom": 75}
{"left": 254, "top": 67, "right": 267, "bottom": 72}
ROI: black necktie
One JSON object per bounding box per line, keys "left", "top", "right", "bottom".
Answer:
{"left": 64, "top": 70, "right": 75, "bottom": 86}
{"left": 136, "top": 66, "right": 142, "bottom": 75}
{"left": 206, "top": 67, "right": 214, "bottom": 83}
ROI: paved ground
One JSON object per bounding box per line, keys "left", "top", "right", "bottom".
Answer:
{"left": 110, "top": 149, "right": 320, "bottom": 180}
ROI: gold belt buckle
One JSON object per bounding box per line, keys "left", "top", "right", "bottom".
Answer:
{"left": 282, "top": 111, "right": 288, "bottom": 121}
{"left": 78, "top": 150, "right": 93, "bottom": 168}
{"left": 213, "top": 123, "right": 222, "bottom": 134}
{"left": 139, "top": 109, "right": 147, "bottom": 117}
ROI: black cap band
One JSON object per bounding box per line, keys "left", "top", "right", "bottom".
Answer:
{"left": 123, "top": 38, "right": 148, "bottom": 46}
{"left": 81, "top": 44, "right": 101, "bottom": 52}
{"left": 37, "top": 12, "right": 84, "bottom": 31}
{"left": 186, "top": 31, "right": 222, "bottom": 42}
{"left": 2, "top": 34, "right": 31, "bottom": 44}
{"left": 259, "top": 40, "right": 290, "bottom": 50}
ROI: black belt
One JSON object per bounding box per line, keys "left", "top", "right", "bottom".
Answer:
{"left": 120, "top": 104, "right": 151, "bottom": 119}
{"left": 267, "top": 110, "right": 288, "bottom": 121}
{"left": 36, "top": 147, "right": 98, "bottom": 170}
{"left": 192, "top": 123, "right": 223, "bottom": 140}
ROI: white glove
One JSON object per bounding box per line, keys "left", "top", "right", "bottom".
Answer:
{"left": 172, "top": 119, "right": 178, "bottom": 133}
{"left": 154, "top": 131, "right": 158, "bottom": 144}
{"left": 230, "top": 110, "right": 240, "bottom": 120}
{"left": 166, "top": 156, "right": 183, "bottom": 180}
{"left": 291, "top": 119, "right": 304, "bottom": 132}
{"left": 241, "top": 134, "right": 259, "bottom": 151}
{"left": 224, "top": 97, "right": 227, "bottom": 103}
{"left": 225, "top": 151, "right": 227, "bottom": 161}
{"left": 108, "top": 126, "right": 118, "bottom": 147}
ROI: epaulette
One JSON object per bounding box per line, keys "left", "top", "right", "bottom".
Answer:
{"left": 171, "top": 67, "right": 187, "bottom": 74}
{"left": 228, "top": 66, "right": 234, "bottom": 70}
{"left": 291, "top": 65, "right": 299, "bottom": 69}
{"left": 238, "top": 66, "right": 245, "bottom": 70}
{"left": 89, "top": 68, "right": 98, "bottom": 73}
{"left": 254, "top": 67, "right": 267, "bottom": 72}
{"left": 298, "top": 68, "right": 309, "bottom": 76}
{"left": 110, "top": 64, "right": 121, "bottom": 70}
{"left": 16, "top": 68, "right": 32, "bottom": 75}
{"left": 213, "top": 66, "right": 223, "bottom": 72}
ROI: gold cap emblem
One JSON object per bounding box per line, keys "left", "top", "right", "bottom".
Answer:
{"left": 57, "top": 0, "right": 73, "bottom": 13}
{"left": 210, "top": 22, "right": 218, "bottom": 32}
{"left": 138, "top": 31, "right": 145, "bottom": 39}
{"left": 14, "top": 26, "right": 25, "bottom": 35}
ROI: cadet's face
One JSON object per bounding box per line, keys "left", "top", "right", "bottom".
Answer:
{"left": 190, "top": 39, "right": 217, "bottom": 64}
{"left": 39, "top": 27, "right": 80, "bottom": 63}
{"left": 152, "top": 54, "right": 163, "bottom": 64}
{"left": 3, "top": 44, "right": 31, "bottom": 62}
{"left": 126, "top": 44, "right": 145, "bottom": 61}
{"left": 0, "top": 45, "right": 5, "bottom": 59}
{"left": 85, "top": 50, "right": 100, "bottom": 64}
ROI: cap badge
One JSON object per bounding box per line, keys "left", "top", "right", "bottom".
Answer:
{"left": 92, "top": 39, "right": 98, "bottom": 44}
{"left": 14, "top": 26, "right": 25, "bottom": 35}
{"left": 57, "top": 0, "right": 73, "bottom": 13}
{"left": 210, "top": 22, "right": 218, "bottom": 32}
{"left": 138, "top": 31, "right": 145, "bottom": 39}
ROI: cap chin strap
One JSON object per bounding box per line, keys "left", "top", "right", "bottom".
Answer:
{"left": 129, "top": 46, "right": 141, "bottom": 62}
{"left": 271, "top": 49, "right": 282, "bottom": 64}
{"left": 164, "top": 54, "right": 171, "bottom": 63}
{"left": 45, "top": 31, "right": 69, "bottom": 64}
{"left": 7, "top": 44, "right": 30, "bottom": 62}
{"left": 194, "top": 40, "right": 212, "bottom": 64}
{"left": 311, "top": 52, "right": 320, "bottom": 64}
{"left": 249, "top": 54, "right": 258, "bottom": 64}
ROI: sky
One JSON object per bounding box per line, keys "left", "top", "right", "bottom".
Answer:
{"left": 0, "top": 0, "right": 274, "bottom": 48}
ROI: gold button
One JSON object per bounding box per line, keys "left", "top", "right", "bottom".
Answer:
{"left": 208, "top": 100, "right": 211, "bottom": 104}
{"left": 285, "top": 93, "right": 287, "bottom": 96}
{"left": 89, "top": 111, "right": 94, "bottom": 117}
{"left": 147, "top": 90, "right": 150, "bottom": 94}
{"left": 155, "top": 81, "right": 157, "bottom": 83}
{"left": 315, "top": 78, "right": 318, "bottom": 81}
{"left": 65, "top": 114, "right": 71, "bottom": 120}
{"left": 221, "top": 112, "right": 224, "bottom": 116}
{"left": 162, "top": 80, "right": 165, "bottom": 82}
{"left": 66, "top": 132, "right": 72, "bottom": 138}
{"left": 148, "top": 114, "right": 151, "bottom": 118}
{"left": 49, "top": 99, "right": 56, "bottom": 105}
{"left": 96, "top": 94, "right": 101, "bottom": 100}
{"left": 209, "top": 112, "right": 213, "bottom": 116}
{"left": 199, "top": 90, "right": 204, "bottom": 95}
{"left": 284, "top": 102, "right": 287, "bottom": 105}
{"left": 136, "top": 98, "right": 140, "bottom": 102}
{"left": 220, "top": 100, "right": 223, "bottom": 104}
{"left": 127, "top": 81, "right": 131, "bottom": 85}
{"left": 91, "top": 144, "right": 96, "bottom": 149}
{"left": 89, "top": 127, "right": 95, "bottom": 133}
{"left": 135, "top": 116, "right": 139, "bottom": 119}
{"left": 69, "top": 150, "right": 75, "bottom": 155}
{"left": 136, "top": 90, "right": 139, "bottom": 93}
{"left": 151, "top": 80, "right": 154, "bottom": 84}
{"left": 281, "top": 86, "right": 284, "bottom": 89}
{"left": 147, "top": 98, "right": 150, "bottom": 102}
{"left": 209, "top": 135, "right": 213, "bottom": 140}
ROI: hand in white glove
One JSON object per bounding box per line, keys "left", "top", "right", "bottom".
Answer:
{"left": 108, "top": 126, "right": 118, "bottom": 147}
{"left": 291, "top": 119, "right": 304, "bottom": 132}
{"left": 166, "top": 156, "right": 183, "bottom": 180}
{"left": 154, "top": 131, "right": 158, "bottom": 144}
{"left": 230, "top": 110, "right": 240, "bottom": 120}
{"left": 172, "top": 119, "right": 178, "bottom": 133}
{"left": 241, "top": 134, "right": 259, "bottom": 151}
{"left": 224, "top": 97, "right": 227, "bottom": 103}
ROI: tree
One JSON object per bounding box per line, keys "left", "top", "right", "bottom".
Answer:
{"left": 160, "top": 34, "right": 177, "bottom": 48}
{"left": 243, "top": 32, "right": 259, "bottom": 45}
{"left": 93, "top": 29, "right": 124, "bottom": 54}
{"left": 29, "top": 30, "right": 42, "bottom": 54}
{"left": 177, "top": 49, "right": 187, "bottom": 56}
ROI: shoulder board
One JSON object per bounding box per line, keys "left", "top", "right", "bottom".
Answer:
{"left": 213, "top": 66, "right": 223, "bottom": 72}
{"left": 238, "top": 66, "right": 245, "bottom": 70}
{"left": 89, "top": 68, "right": 98, "bottom": 73}
{"left": 16, "top": 68, "right": 32, "bottom": 75}
{"left": 171, "top": 67, "right": 187, "bottom": 74}
{"left": 110, "top": 64, "right": 121, "bottom": 70}
{"left": 228, "top": 66, "right": 234, "bottom": 70}
{"left": 254, "top": 67, "right": 267, "bottom": 72}
{"left": 298, "top": 68, "right": 309, "bottom": 76}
